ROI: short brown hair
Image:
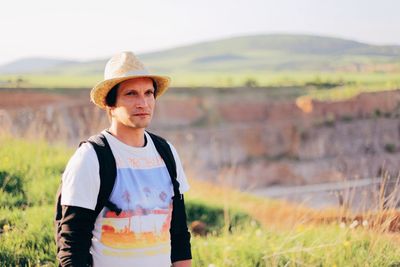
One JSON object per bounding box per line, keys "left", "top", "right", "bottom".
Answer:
{"left": 105, "top": 79, "right": 158, "bottom": 107}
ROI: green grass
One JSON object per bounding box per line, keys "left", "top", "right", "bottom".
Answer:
{"left": 2, "top": 71, "right": 400, "bottom": 88}
{"left": 2, "top": 71, "right": 400, "bottom": 103}
{"left": 0, "top": 138, "right": 71, "bottom": 266}
{"left": 0, "top": 206, "right": 56, "bottom": 266}
{"left": 0, "top": 137, "right": 69, "bottom": 208}
{"left": 193, "top": 224, "right": 400, "bottom": 267}
{"left": 0, "top": 74, "right": 102, "bottom": 89}
{"left": 1, "top": 137, "right": 400, "bottom": 266}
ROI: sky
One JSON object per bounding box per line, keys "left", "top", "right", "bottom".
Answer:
{"left": 1, "top": 0, "right": 400, "bottom": 65}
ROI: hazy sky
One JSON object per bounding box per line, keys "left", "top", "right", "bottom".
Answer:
{"left": 1, "top": 0, "right": 399, "bottom": 65}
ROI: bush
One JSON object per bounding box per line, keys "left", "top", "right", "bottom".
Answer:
{"left": 186, "top": 199, "right": 254, "bottom": 234}
{"left": 0, "top": 171, "right": 27, "bottom": 208}
{"left": 244, "top": 78, "right": 259, "bottom": 87}
{"left": 384, "top": 143, "right": 397, "bottom": 153}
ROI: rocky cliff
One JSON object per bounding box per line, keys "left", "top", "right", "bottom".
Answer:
{"left": 1, "top": 88, "right": 400, "bottom": 189}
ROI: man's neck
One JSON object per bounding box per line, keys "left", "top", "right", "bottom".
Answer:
{"left": 108, "top": 123, "right": 146, "bottom": 147}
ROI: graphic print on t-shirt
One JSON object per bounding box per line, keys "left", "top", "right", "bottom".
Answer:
{"left": 100, "top": 163, "right": 173, "bottom": 249}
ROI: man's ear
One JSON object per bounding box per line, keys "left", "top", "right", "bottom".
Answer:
{"left": 106, "top": 106, "right": 114, "bottom": 121}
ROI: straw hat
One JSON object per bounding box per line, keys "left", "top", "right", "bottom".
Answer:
{"left": 90, "top": 51, "right": 171, "bottom": 109}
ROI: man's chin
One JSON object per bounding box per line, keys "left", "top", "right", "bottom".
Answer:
{"left": 128, "top": 120, "right": 151, "bottom": 129}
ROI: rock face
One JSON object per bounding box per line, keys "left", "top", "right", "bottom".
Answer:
{"left": 1, "top": 87, "right": 400, "bottom": 189}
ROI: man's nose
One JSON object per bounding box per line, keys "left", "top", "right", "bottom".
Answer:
{"left": 135, "top": 95, "right": 147, "bottom": 108}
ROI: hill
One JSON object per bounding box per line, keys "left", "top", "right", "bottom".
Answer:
{"left": 0, "top": 58, "right": 78, "bottom": 74}
{"left": 2, "top": 34, "right": 400, "bottom": 75}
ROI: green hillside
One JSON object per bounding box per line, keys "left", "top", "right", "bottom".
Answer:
{"left": 140, "top": 34, "right": 400, "bottom": 73}
{"left": 3, "top": 34, "right": 400, "bottom": 74}
{"left": 1, "top": 34, "right": 400, "bottom": 92}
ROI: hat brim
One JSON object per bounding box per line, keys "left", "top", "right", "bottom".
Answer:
{"left": 90, "top": 74, "right": 171, "bottom": 109}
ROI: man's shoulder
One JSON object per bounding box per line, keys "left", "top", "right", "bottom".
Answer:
{"left": 67, "top": 141, "right": 98, "bottom": 169}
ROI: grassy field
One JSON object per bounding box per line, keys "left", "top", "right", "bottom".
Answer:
{"left": 1, "top": 71, "right": 400, "bottom": 102}
{"left": 1, "top": 137, "right": 400, "bottom": 266}
{"left": 2, "top": 71, "right": 400, "bottom": 88}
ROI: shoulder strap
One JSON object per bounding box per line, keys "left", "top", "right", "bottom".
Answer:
{"left": 147, "top": 131, "right": 181, "bottom": 197}
{"left": 81, "top": 133, "right": 117, "bottom": 216}
{"left": 147, "top": 132, "right": 190, "bottom": 258}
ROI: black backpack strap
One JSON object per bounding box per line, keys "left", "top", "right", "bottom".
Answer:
{"left": 82, "top": 133, "right": 119, "bottom": 217}
{"left": 146, "top": 131, "right": 192, "bottom": 262}
{"left": 147, "top": 131, "right": 181, "bottom": 198}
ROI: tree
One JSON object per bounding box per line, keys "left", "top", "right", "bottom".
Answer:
{"left": 244, "top": 77, "right": 258, "bottom": 87}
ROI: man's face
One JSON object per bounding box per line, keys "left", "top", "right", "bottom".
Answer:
{"left": 110, "top": 77, "right": 155, "bottom": 130}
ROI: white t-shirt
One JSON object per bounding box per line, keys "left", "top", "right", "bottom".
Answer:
{"left": 61, "top": 130, "right": 189, "bottom": 267}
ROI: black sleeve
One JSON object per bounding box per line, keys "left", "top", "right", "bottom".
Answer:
{"left": 170, "top": 194, "right": 192, "bottom": 263}
{"left": 57, "top": 205, "right": 97, "bottom": 267}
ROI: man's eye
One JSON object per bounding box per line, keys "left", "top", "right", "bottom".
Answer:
{"left": 146, "top": 90, "right": 155, "bottom": 95}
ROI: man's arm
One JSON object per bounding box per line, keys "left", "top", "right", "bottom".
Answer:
{"left": 168, "top": 143, "right": 192, "bottom": 264}
{"left": 172, "top": 259, "right": 192, "bottom": 267}
{"left": 58, "top": 206, "right": 96, "bottom": 266}
{"left": 170, "top": 194, "right": 192, "bottom": 263}
{"left": 58, "top": 143, "right": 100, "bottom": 266}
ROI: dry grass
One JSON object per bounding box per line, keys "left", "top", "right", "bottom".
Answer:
{"left": 187, "top": 174, "right": 400, "bottom": 236}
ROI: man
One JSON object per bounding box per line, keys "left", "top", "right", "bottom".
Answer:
{"left": 57, "top": 51, "right": 192, "bottom": 267}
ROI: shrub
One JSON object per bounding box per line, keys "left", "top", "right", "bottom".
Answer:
{"left": 384, "top": 143, "right": 396, "bottom": 153}
{"left": 186, "top": 199, "right": 254, "bottom": 234}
